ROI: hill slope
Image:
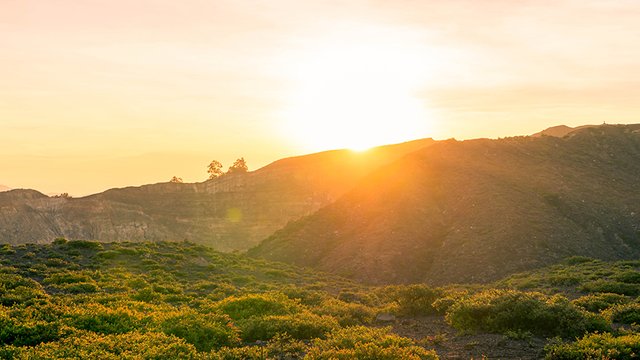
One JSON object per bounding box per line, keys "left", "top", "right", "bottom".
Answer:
{"left": 531, "top": 124, "right": 599, "bottom": 137}
{"left": 250, "top": 124, "right": 640, "bottom": 284}
{"left": 0, "top": 139, "right": 432, "bottom": 250}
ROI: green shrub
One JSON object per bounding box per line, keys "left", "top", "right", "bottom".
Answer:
{"left": 215, "top": 334, "right": 307, "bottom": 359}
{"left": 10, "top": 331, "right": 201, "bottom": 359}
{"left": 431, "top": 290, "right": 468, "bottom": 315}
{"left": 64, "top": 240, "right": 103, "bottom": 250}
{"left": 65, "top": 304, "right": 150, "bottom": 334}
{"left": 212, "top": 293, "right": 301, "bottom": 321}
{"left": 545, "top": 333, "right": 640, "bottom": 360}
{"left": 44, "top": 272, "right": 93, "bottom": 285}
{"left": 281, "top": 287, "right": 328, "bottom": 306}
{"left": 312, "top": 298, "right": 376, "bottom": 326}
{"left": 337, "top": 290, "right": 373, "bottom": 305}
{"left": 96, "top": 250, "right": 119, "bottom": 259}
{"left": 381, "top": 285, "right": 444, "bottom": 316}
{"left": 0, "top": 274, "right": 48, "bottom": 306}
{"left": 581, "top": 280, "right": 640, "bottom": 296}
{"left": 214, "top": 346, "right": 268, "bottom": 359}
{"left": 52, "top": 238, "right": 68, "bottom": 245}
{"left": 161, "top": 312, "right": 239, "bottom": 351}
{"left": 614, "top": 271, "right": 640, "bottom": 284}
{"left": 603, "top": 303, "right": 640, "bottom": 324}
{"left": 446, "top": 289, "right": 608, "bottom": 337}
{"left": 237, "top": 311, "right": 338, "bottom": 342}
{"left": 62, "top": 282, "right": 99, "bottom": 294}
{"left": 0, "top": 307, "right": 67, "bottom": 346}
{"left": 44, "top": 258, "right": 68, "bottom": 268}
{"left": 571, "top": 293, "right": 628, "bottom": 313}
{"left": 132, "top": 287, "right": 161, "bottom": 302}
{"left": 304, "top": 326, "right": 438, "bottom": 359}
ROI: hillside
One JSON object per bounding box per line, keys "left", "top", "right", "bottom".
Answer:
{"left": 0, "top": 139, "right": 432, "bottom": 251}
{"left": 250, "top": 124, "right": 640, "bottom": 285}
{"left": 530, "top": 124, "right": 599, "bottom": 137}
{"left": 4, "top": 241, "right": 640, "bottom": 359}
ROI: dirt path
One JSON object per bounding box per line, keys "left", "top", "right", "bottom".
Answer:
{"left": 388, "top": 316, "right": 547, "bottom": 359}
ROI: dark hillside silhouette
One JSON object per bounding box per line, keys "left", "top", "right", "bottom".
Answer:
{"left": 250, "top": 124, "right": 640, "bottom": 284}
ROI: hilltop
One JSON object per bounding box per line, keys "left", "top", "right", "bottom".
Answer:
{"left": 530, "top": 124, "right": 600, "bottom": 137}
{"left": 250, "top": 124, "right": 640, "bottom": 284}
{"left": 0, "top": 139, "right": 432, "bottom": 250}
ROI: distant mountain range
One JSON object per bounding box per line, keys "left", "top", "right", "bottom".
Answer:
{"left": 0, "top": 185, "right": 10, "bottom": 192}
{"left": 0, "top": 139, "right": 432, "bottom": 250}
{"left": 250, "top": 124, "right": 640, "bottom": 284}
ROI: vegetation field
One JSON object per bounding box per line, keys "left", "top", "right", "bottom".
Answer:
{"left": 2, "top": 241, "right": 640, "bottom": 358}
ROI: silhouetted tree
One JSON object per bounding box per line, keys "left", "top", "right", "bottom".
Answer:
{"left": 170, "top": 176, "right": 183, "bottom": 183}
{"left": 227, "top": 157, "right": 248, "bottom": 174}
{"left": 207, "top": 160, "right": 224, "bottom": 179}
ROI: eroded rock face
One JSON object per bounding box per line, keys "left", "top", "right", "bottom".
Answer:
{"left": 0, "top": 139, "right": 433, "bottom": 251}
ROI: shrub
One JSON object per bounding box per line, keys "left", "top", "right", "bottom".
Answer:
{"left": 132, "top": 287, "right": 161, "bottom": 302}
{"left": 381, "top": 285, "right": 444, "bottom": 316}
{"left": 96, "top": 250, "right": 119, "bottom": 260}
{"left": 304, "top": 326, "right": 439, "bottom": 359}
{"left": 160, "top": 312, "right": 240, "bottom": 351}
{"left": 614, "top": 271, "right": 640, "bottom": 284}
{"left": 446, "top": 289, "right": 608, "bottom": 337}
{"left": 281, "top": 287, "right": 327, "bottom": 306}
{"left": 10, "top": 331, "right": 201, "bottom": 359}
{"left": 62, "top": 282, "right": 99, "bottom": 294}
{"left": 237, "top": 311, "right": 338, "bottom": 342}
{"left": 0, "top": 274, "right": 48, "bottom": 306}
{"left": 312, "top": 298, "right": 376, "bottom": 326}
{"left": 545, "top": 333, "right": 640, "bottom": 360}
{"left": 65, "top": 304, "right": 150, "bottom": 334}
{"left": 580, "top": 281, "right": 640, "bottom": 296}
{"left": 64, "top": 240, "right": 103, "bottom": 250}
{"left": 571, "top": 293, "right": 628, "bottom": 313}
{"left": 52, "top": 238, "right": 68, "bottom": 245}
{"left": 215, "top": 334, "right": 306, "bottom": 359}
{"left": 431, "top": 290, "right": 468, "bottom": 315}
{"left": 603, "top": 303, "right": 640, "bottom": 325}
{"left": 0, "top": 307, "right": 67, "bottom": 346}
{"left": 214, "top": 346, "right": 268, "bottom": 359}
{"left": 211, "top": 293, "right": 301, "bottom": 321}
{"left": 44, "top": 272, "right": 94, "bottom": 285}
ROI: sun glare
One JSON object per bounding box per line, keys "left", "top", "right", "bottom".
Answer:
{"left": 279, "top": 26, "right": 437, "bottom": 152}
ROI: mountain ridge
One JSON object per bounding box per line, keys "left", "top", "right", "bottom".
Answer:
{"left": 0, "top": 139, "right": 433, "bottom": 250}
{"left": 249, "top": 124, "right": 640, "bottom": 284}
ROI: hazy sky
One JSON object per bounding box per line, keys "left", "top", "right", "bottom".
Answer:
{"left": 2, "top": 0, "right": 639, "bottom": 195}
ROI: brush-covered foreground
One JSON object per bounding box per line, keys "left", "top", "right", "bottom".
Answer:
{"left": 2, "top": 241, "right": 640, "bottom": 359}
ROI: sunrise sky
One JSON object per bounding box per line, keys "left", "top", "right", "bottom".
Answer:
{"left": 2, "top": 0, "right": 639, "bottom": 195}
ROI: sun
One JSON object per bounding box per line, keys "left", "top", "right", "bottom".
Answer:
{"left": 278, "top": 25, "right": 438, "bottom": 152}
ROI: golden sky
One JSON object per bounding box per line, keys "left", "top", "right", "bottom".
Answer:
{"left": 1, "top": 0, "right": 639, "bottom": 195}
